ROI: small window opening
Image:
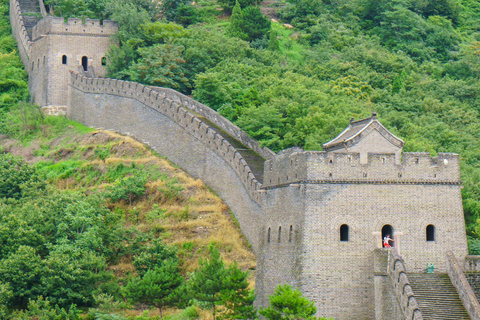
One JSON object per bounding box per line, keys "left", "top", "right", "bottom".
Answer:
{"left": 426, "top": 225, "right": 435, "bottom": 241}
{"left": 382, "top": 157, "right": 386, "bottom": 163}
{"left": 37, "top": 59, "right": 39, "bottom": 68}
{"left": 340, "top": 224, "right": 349, "bottom": 241}
{"left": 415, "top": 158, "right": 419, "bottom": 164}
{"left": 267, "top": 228, "right": 271, "bottom": 243}
{"left": 329, "top": 173, "right": 332, "bottom": 177}
{"left": 329, "top": 159, "right": 333, "bottom": 164}
{"left": 289, "top": 225, "right": 293, "bottom": 243}
{"left": 62, "top": 55, "right": 67, "bottom": 65}
{"left": 81, "top": 56, "right": 88, "bottom": 71}
{"left": 382, "top": 225, "right": 394, "bottom": 247}
{"left": 363, "top": 172, "right": 368, "bottom": 178}
{"left": 398, "top": 173, "right": 402, "bottom": 178}
{"left": 434, "top": 174, "right": 437, "bottom": 178}
{"left": 32, "top": 62, "right": 34, "bottom": 70}
{"left": 278, "top": 227, "right": 282, "bottom": 243}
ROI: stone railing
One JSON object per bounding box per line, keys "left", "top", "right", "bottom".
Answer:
{"left": 147, "top": 85, "right": 275, "bottom": 161}
{"left": 388, "top": 249, "right": 423, "bottom": 320}
{"left": 446, "top": 251, "right": 480, "bottom": 319}
{"left": 9, "top": 0, "right": 32, "bottom": 64}
{"left": 70, "top": 73, "right": 266, "bottom": 204}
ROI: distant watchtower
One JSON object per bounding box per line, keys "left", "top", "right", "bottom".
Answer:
{"left": 256, "top": 112, "right": 468, "bottom": 319}
{"left": 28, "top": 16, "right": 117, "bottom": 106}
{"left": 10, "top": 0, "right": 118, "bottom": 107}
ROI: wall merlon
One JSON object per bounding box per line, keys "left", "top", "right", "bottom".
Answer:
{"left": 264, "top": 149, "right": 461, "bottom": 188}
{"left": 32, "top": 16, "right": 117, "bottom": 39}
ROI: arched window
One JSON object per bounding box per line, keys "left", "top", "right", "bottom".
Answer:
{"left": 278, "top": 226, "right": 282, "bottom": 243}
{"left": 426, "top": 225, "right": 435, "bottom": 241}
{"left": 81, "top": 56, "right": 88, "bottom": 71}
{"left": 62, "top": 55, "right": 67, "bottom": 65}
{"left": 101, "top": 57, "right": 107, "bottom": 66}
{"left": 289, "top": 225, "right": 293, "bottom": 243}
{"left": 382, "top": 224, "right": 394, "bottom": 247}
{"left": 340, "top": 224, "right": 349, "bottom": 241}
{"left": 267, "top": 228, "right": 271, "bottom": 243}
{"left": 32, "top": 61, "right": 34, "bottom": 71}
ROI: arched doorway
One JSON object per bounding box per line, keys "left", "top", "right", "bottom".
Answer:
{"left": 81, "top": 56, "right": 88, "bottom": 71}
{"left": 382, "top": 224, "right": 394, "bottom": 247}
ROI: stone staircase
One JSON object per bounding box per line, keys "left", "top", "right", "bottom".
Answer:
{"left": 18, "top": 0, "right": 42, "bottom": 39}
{"left": 407, "top": 273, "right": 470, "bottom": 319}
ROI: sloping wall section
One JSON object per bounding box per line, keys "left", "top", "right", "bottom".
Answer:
{"left": 68, "top": 73, "right": 271, "bottom": 252}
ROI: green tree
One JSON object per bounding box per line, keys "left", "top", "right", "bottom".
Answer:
{"left": 230, "top": 6, "right": 271, "bottom": 41}
{"left": 227, "top": 1, "right": 247, "bottom": 40}
{"left": 160, "top": 0, "right": 197, "bottom": 26}
{"left": 217, "top": 0, "right": 256, "bottom": 14}
{"left": 108, "top": 174, "right": 148, "bottom": 205}
{"left": 124, "top": 259, "right": 184, "bottom": 318}
{"left": 0, "top": 153, "right": 45, "bottom": 200}
{"left": 132, "top": 238, "right": 178, "bottom": 277}
{"left": 189, "top": 246, "right": 228, "bottom": 320}
{"left": 219, "top": 262, "right": 256, "bottom": 320}
{"left": 128, "top": 43, "right": 190, "bottom": 92}
{"left": 268, "top": 30, "right": 280, "bottom": 51}
{"left": 260, "top": 284, "right": 329, "bottom": 320}
{"left": 0, "top": 246, "right": 43, "bottom": 308}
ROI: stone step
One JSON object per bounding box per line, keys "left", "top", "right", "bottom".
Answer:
{"left": 407, "top": 273, "right": 470, "bottom": 320}
{"left": 17, "top": 0, "right": 42, "bottom": 40}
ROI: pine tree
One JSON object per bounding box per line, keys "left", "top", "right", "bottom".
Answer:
{"left": 227, "top": 1, "right": 248, "bottom": 40}
{"left": 189, "top": 246, "right": 228, "bottom": 320}
{"left": 260, "top": 284, "right": 329, "bottom": 320}
{"left": 268, "top": 30, "right": 280, "bottom": 51}
{"left": 219, "top": 262, "right": 256, "bottom": 320}
{"left": 124, "top": 259, "right": 184, "bottom": 318}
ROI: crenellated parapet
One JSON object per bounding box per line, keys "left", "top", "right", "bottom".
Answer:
{"left": 31, "top": 16, "right": 117, "bottom": 41}
{"left": 388, "top": 249, "right": 423, "bottom": 320}
{"left": 70, "top": 73, "right": 266, "bottom": 204}
{"left": 263, "top": 149, "right": 461, "bottom": 188}
{"left": 146, "top": 85, "right": 276, "bottom": 161}
{"left": 9, "top": 0, "right": 33, "bottom": 63}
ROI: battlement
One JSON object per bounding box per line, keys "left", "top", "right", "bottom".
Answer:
{"left": 32, "top": 16, "right": 117, "bottom": 40}
{"left": 263, "top": 149, "right": 461, "bottom": 188}
{"left": 9, "top": 0, "right": 33, "bottom": 63}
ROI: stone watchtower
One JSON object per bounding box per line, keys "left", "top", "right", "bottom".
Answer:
{"left": 29, "top": 16, "right": 117, "bottom": 107}
{"left": 255, "top": 113, "right": 468, "bottom": 319}
{"left": 10, "top": 0, "right": 118, "bottom": 107}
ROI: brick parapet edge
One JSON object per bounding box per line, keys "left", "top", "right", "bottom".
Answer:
{"left": 146, "top": 85, "right": 276, "bottom": 161}
{"left": 9, "top": 0, "right": 32, "bottom": 64}
{"left": 70, "top": 72, "right": 265, "bottom": 204}
{"left": 446, "top": 251, "right": 480, "bottom": 320}
{"left": 388, "top": 249, "right": 424, "bottom": 320}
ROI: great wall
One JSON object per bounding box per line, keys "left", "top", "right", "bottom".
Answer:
{"left": 9, "top": 0, "right": 480, "bottom": 319}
